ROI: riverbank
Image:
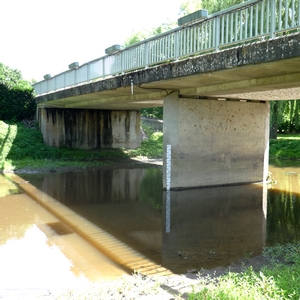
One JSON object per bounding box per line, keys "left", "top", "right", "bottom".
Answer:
{"left": 4, "top": 245, "right": 297, "bottom": 299}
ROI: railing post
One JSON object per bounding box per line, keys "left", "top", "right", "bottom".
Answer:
{"left": 145, "top": 42, "right": 149, "bottom": 68}
{"left": 270, "top": 0, "right": 276, "bottom": 38}
{"left": 174, "top": 30, "right": 179, "bottom": 60}
{"left": 103, "top": 58, "right": 106, "bottom": 77}
{"left": 215, "top": 16, "right": 220, "bottom": 51}
{"left": 86, "top": 64, "right": 90, "bottom": 83}
{"left": 121, "top": 50, "right": 125, "bottom": 73}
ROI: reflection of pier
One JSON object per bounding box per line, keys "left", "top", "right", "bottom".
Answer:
{"left": 19, "top": 168, "right": 164, "bottom": 267}
{"left": 162, "top": 184, "right": 267, "bottom": 273}
{"left": 40, "top": 168, "right": 146, "bottom": 205}
{"left": 10, "top": 169, "right": 268, "bottom": 275}
{"left": 8, "top": 173, "right": 172, "bottom": 277}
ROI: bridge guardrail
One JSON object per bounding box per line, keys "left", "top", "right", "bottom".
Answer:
{"left": 34, "top": 0, "right": 300, "bottom": 96}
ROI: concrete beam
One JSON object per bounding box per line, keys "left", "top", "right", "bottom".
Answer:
{"left": 179, "top": 71, "right": 300, "bottom": 100}
{"left": 163, "top": 92, "right": 270, "bottom": 189}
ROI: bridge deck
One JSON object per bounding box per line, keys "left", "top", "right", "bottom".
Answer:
{"left": 36, "top": 33, "right": 300, "bottom": 110}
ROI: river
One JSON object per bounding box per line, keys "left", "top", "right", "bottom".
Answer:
{"left": 0, "top": 159, "right": 300, "bottom": 292}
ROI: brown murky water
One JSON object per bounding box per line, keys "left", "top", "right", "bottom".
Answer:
{"left": 1, "top": 161, "right": 300, "bottom": 292}
{"left": 0, "top": 175, "right": 126, "bottom": 296}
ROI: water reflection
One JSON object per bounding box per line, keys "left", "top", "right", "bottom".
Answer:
{"left": 0, "top": 174, "right": 127, "bottom": 294}
{"left": 19, "top": 168, "right": 267, "bottom": 274}
{"left": 162, "top": 184, "right": 267, "bottom": 273}
{"left": 21, "top": 169, "right": 164, "bottom": 265}
{"left": 267, "top": 164, "right": 300, "bottom": 245}
{"left": 2, "top": 162, "right": 300, "bottom": 279}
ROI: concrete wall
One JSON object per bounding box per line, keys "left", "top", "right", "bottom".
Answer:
{"left": 163, "top": 93, "right": 270, "bottom": 189}
{"left": 38, "top": 108, "right": 141, "bottom": 149}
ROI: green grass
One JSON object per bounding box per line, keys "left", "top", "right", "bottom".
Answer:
{"left": 188, "top": 243, "right": 300, "bottom": 300}
{"left": 269, "top": 134, "right": 300, "bottom": 160}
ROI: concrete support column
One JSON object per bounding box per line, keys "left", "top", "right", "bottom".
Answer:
{"left": 163, "top": 92, "right": 270, "bottom": 189}
{"left": 38, "top": 108, "right": 141, "bottom": 149}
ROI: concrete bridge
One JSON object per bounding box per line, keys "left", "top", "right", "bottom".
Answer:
{"left": 34, "top": 0, "right": 300, "bottom": 189}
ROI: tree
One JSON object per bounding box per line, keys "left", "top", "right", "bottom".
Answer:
{"left": 179, "top": 0, "right": 202, "bottom": 16}
{"left": 201, "top": 0, "right": 246, "bottom": 14}
{"left": 124, "top": 23, "right": 176, "bottom": 47}
{"left": 0, "top": 63, "right": 36, "bottom": 122}
{"left": 179, "top": 0, "right": 246, "bottom": 16}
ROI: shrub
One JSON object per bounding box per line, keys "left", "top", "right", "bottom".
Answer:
{"left": 0, "top": 63, "right": 36, "bottom": 121}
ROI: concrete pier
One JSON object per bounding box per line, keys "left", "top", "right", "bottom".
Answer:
{"left": 38, "top": 108, "right": 141, "bottom": 149}
{"left": 163, "top": 93, "right": 270, "bottom": 189}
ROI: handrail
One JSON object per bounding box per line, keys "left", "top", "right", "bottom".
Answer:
{"left": 34, "top": 0, "right": 300, "bottom": 96}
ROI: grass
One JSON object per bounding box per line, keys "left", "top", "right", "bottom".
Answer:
{"left": 0, "top": 120, "right": 163, "bottom": 172}
{"left": 269, "top": 134, "right": 300, "bottom": 160}
{"left": 188, "top": 243, "right": 300, "bottom": 300}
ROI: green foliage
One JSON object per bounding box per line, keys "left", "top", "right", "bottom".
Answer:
{"left": 124, "top": 30, "right": 149, "bottom": 47}
{"left": 270, "top": 99, "right": 300, "bottom": 136}
{"left": 269, "top": 137, "right": 300, "bottom": 160}
{"left": 179, "top": 0, "right": 245, "bottom": 16}
{"left": 141, "top": 107, "right": 163, "bottom": 119}
{"left": 124, "top": 23, "right": 175, "bottom": 47}
{"left": 202, "top": 0, "right": 246, "bottom": 14}
{"left": 263, "top": 243, "right": 300, "bottom": 264}
{"left": 128, "top": 127, "right": 163, "bottom": 159}
{"left": 189, "top": 267, "right": 285, "bottom": 300}
{"left": 179, "top": 0, "right": 202, "bottom": 16}
{"left": 0, "top": 63, "right": 36, "bottom": 122}
{"left": 189, "top": 243, "right": 300, "bottom": 299}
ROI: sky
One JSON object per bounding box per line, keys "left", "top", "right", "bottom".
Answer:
{"left": 0, "top": 0, "right": 185, "bottom": 82}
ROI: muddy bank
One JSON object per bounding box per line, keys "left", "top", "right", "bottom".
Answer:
{"left": 1, "top": 254, "right": 270, "bottom": 299}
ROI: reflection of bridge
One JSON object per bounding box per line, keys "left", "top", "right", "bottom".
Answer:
{"left": 34, "top": 0, "right": 300, "bottom": 189}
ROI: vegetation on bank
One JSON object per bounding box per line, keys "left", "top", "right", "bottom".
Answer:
{"left": 0, "top": 63, "right": 35, "bottom": 122}
{"left": 270, "top": 134, "right": 300, "bottom": 161}
{"left": 188, "top": 243, "right": 300, "bottom": 300}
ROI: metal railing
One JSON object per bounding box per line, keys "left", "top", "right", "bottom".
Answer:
{"left": 34, "top": 0, "right": 300, "bottom": 96}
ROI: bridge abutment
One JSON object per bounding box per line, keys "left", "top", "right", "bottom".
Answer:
{"left": 38, "top": 108, "right": 141, "bottom": 149}
{"left": 163, "top": 93, "right": 270, "bottom": 189}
